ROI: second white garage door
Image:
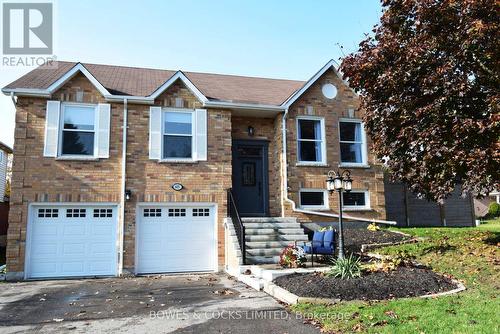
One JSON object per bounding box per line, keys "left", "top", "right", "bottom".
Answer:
{"left": 136, "top": 204, "right": 217, "bottom": 274}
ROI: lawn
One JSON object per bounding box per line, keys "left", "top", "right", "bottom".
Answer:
{"left": 292, "top": 219, "right": 500, "bottom": 334}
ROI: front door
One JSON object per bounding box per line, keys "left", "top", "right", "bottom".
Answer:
{"left": 232, "top": 140, "right": 269, "bottom": 216}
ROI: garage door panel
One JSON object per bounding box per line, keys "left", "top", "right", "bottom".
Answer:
{"left": 30, "top": 262, "right": 57, "bottom": 275}
{"left": 28, "top": 205, "right": 118, "bottom": 279}
{"left": 32, "top": 224, "right": 58, "bottom": 236}
{"left": 62, "top": 243, "right": 86, "bottom": 256}
{"left": 61, "top": 261, "right": 85, "bottom": 274}
{"left": 62, "top": 224, "right": 86, "bottom": 235}
{"left": 137, "top": 205, "right": 216, "bottom": 274}
{"left": 30, "top": 243, "right": 58, "bottom": 257}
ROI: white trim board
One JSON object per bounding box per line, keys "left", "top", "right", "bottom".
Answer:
{"left": 281, "top": 59, "right": 356, "bottom": 108}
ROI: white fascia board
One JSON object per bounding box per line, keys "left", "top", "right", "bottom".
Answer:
{"left": 149, "top": 71, "right": 208, "bottom": 103}
{"left": 47, "top": 63, "right": 111, "bottom": 96}
{"left": 105, "top": 95, "right": 154, "bottom": 104}
{"left": 203, "top": 100, "right": 285, "bottom": 111}
{"left": 281, "top": 59, "right": 356, "bottom": 109}
{"left": 2, "top": 88, "right": 51, "bottom": 97}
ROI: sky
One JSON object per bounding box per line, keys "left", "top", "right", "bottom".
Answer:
{"left": 0, "top": 0, "right": 383, "bottom": 148}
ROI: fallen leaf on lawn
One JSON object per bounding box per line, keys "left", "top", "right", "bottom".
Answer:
{"left": 384, "top": 310, "right": 398, "bottom": 319}
{"left": 352, "top": 323, "right": 364, "bottom": 332}
{"left": 371, "top": 320, "right": 388, "bottom": 327}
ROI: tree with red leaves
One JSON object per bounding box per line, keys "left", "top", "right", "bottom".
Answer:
{"left": 340, "top": 0, "right": 499, "bottom": 200}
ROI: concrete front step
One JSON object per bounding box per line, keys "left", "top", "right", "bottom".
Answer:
{"left": 245, "top": 228, "right": 305, "bottom": 235}
{"left": 246, "top": 241, "right": 293, "bottom": 249}
{"left": 241, "top": 217, "right": 298, "bottom": 224}
{"left": 243, "top": 222, "right": 302, "bottom": 229}
{"left": 245, "top": 234, "right": 308, "bottom": 242}
{"left": 246, "top": 255, "right": 280, "bottom": 264}
{"left": 246, "top": 248, "right": 283, "bottom": 257}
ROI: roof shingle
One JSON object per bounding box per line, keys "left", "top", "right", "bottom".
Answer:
{"left": 4, "top": 61, "right": 305, "bottom": 106}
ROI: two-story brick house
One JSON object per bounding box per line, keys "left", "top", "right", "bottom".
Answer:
{"left": 2, "top": 60, "right": 389, "bottom": 280}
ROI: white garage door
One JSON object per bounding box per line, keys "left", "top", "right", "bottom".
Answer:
{"left": 27, "top": 205, "right": 118, "bottom": 279}
{"left": 136, "top": 205, "right": 217, "bottom": 274}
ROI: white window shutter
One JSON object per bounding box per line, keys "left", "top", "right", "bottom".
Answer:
{"left": 149, "top": 106, "right": 162, "bottom": 160}
{"left": 43, "top": 100, "right": 60, "bottom": 157}
{"left": 195, "top": 108, "right": 207, "bottom": 161}
{"left": 96, "top": 103, "right": 111, "bottom": 158}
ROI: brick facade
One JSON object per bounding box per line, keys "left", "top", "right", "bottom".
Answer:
{"left": 6, "top": 67, "right": 385, "bottom": 276}
{"left": 284, "top": 70, "right": 386, "bottom": 221}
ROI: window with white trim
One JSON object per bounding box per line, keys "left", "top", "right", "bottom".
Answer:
{"left": 342, "top": 191, "right": 370, "bottom": 210}
{"left": 339, "top": 120, "right": 367, "bottom": 165}
{"left": 299, "top": 189, "right": 328, "bottom": 209}
{"left": 163, "top": 111, "right": 193, "bottom": 159}
{"left": 60, "top": 104, "right": 96, "bottom": 156}
{"left": 297, "top": 117, "right": 326, "bottom": 164}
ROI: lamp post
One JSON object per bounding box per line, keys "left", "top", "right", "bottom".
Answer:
{"left": 326, "top": 169, "right": 352, "bottom": 259}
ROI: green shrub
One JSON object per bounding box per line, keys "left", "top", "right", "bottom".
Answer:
{"left": 488, "top": 202, "right": 500, "bottom": 217}
{"left": 328, "top": 254, "right": 361, "bottom": 279}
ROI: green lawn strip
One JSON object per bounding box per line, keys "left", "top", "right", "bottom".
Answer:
{"left": 291, "top": 219, "right": 500, "bottom": 333}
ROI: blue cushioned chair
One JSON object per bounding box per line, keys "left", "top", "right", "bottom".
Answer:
{"left": 299, "top": 230, "right": 335, "bottom": 266}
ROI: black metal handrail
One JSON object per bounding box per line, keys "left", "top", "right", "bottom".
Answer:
{"left": 227, "top": 188, "right": 246, "bottom": 265}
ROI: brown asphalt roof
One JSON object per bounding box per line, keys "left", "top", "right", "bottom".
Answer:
{"left": 4, "top": 61, "right": 305, "bottom": 106}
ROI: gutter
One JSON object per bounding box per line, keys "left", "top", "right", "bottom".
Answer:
{"left": 119, "top": 98, "right": 128, "bottom": 275}
{"left": 281, "top": 108, "right": 396, "bottom": 225}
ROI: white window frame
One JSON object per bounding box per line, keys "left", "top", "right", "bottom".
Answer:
{"left": 296, "top": 116, "right": 327, "bottom": 166}
{"left": 338, "top": 118, "right": 368, "bottom": 167}
{"left": 58, "top": 102, "right": 98, "bottom": 159}
{"left": 299, "top": 189, "right": 329, "bottom": 210}
{"left": 161, "top": 108, "right": 195, "bottom": 162}
{"left": 342, "top": 190, "right": 371, "bottom": 211}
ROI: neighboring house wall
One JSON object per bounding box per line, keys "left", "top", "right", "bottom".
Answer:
{"left": 284, "top": 70, "right": 386, "bottom": 221}
{"left": 384, "top": 174, "right": 475, "bottom": 227}
{"left": 0, "top": 149, "right": 7, "bottom": 201}
{"left": 0, "top": 202, "right": 9, "bottom": 247}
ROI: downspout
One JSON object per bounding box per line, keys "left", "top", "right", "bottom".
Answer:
{"left": 10, "top": 92, "right": 17, "bottom": 106}
{"left": 119, "top": 98, "right": 128, "bottom": 275}
{"left": 281, "top": 108, "right": 396, "bottom": 225}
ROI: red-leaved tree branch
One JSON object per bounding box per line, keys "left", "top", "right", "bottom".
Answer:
{"left": 340, "top": 0, "right": 500, "bottom": 201}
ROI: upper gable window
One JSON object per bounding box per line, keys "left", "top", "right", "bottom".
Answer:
{"left": 61, "top": 104, "right": 96, "bottom": 156}
{"left": 297, "top": 117, "right": 326, "bottom": 164}
{"left": 339, "top": 119, "right": 367, "bottom": 166}
{"left": 163, "top": 111, "right": 193, "bottom": 159}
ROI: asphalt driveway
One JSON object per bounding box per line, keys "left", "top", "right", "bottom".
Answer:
{"left": 0, "top": 274, "right": 320, "bottom": 333}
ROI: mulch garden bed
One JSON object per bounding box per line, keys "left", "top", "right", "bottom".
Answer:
{"left": 343, "top": 228, "right": 411, "bottom": 253}
{"left": 274, "top": 267, "right": 458, "bottom": 301}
